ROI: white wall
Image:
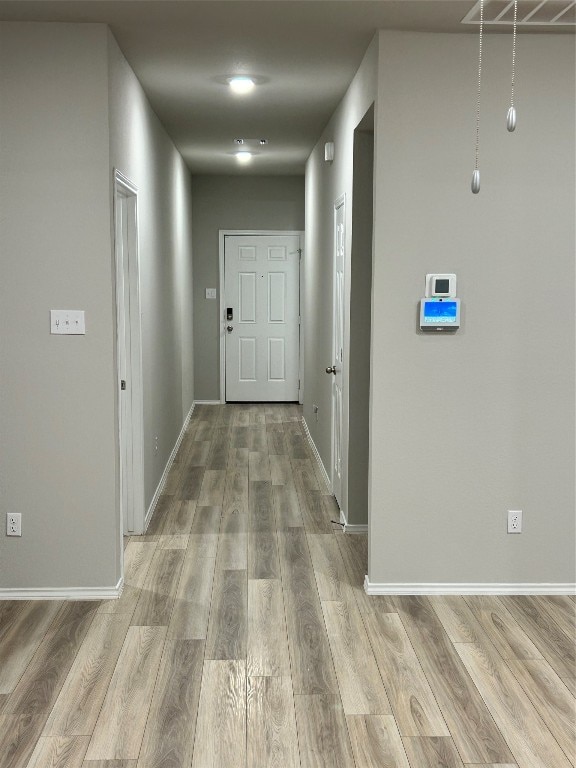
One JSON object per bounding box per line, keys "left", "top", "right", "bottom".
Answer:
{"left": 108, "top": 34, "right": 195, "bottom": 509}
{"left": 0, "top": 23, "right": 118, "bottom": 590}
{"left": 191, "top": 175, "right": 304, "bottom": 401}
{"left": 304, "top": 38, "right": 378, "bottom": 522}
{"left": 369, "top": 31, "right": 575, "bottom": 587}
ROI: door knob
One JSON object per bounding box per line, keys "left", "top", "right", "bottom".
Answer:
{"left": 326, "top": 365, "right": 336, "bottom": 374}
{"left": 227, "top": 325, "right": 234, "bottom": 333}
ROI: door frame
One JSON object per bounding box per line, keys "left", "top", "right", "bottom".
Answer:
{"left": 331, "top": 195, "right": 348, "bottom": 515}
{"left": 218, "top": 230, "right": 304, "bottom": 404}
{"left": 113, "top": 169, "right": 145, "bottom": 536}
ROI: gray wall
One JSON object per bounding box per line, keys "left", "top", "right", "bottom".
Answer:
{"left": 369, "top": 31, "right": 575, "bottom": 585}
{"left": 0, "top": 23, "right": 118, "bottom": 589}
{"left": 191, "top": 175, "right": 304, "bottom": 401}
{"left": 108, "top": 34, "right": 194, "bottom": 509}
{"left": 0, "top": 23, "right": 195, "bottom": 591}
{"left": 304, "top": 38, "right": 378, "bottom": 524}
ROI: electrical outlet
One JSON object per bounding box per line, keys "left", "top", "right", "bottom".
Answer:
{"left": 154, "top": 435, "right": 159, "bottom": 455}
{"left": 507, "top": 509, "right": 522, "bottom": 534}
{"left": 7, "top": 513, "right": 21, "bottom": 537}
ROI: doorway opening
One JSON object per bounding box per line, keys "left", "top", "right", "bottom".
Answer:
{"left": 114, "top": 170, "right": 145, "bottom": 536}
{"left": 347, "top": 103, "right": 374, "bottom": 532}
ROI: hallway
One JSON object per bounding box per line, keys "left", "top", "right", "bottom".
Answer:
{"left": 0, "top": 403, "right": 574, "bottom": 767}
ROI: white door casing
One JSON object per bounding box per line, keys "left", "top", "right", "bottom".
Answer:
{"left": 331, "top": 197, "right": 346, "bottom": 507}
{"left": 114, "top": 171, "right": 145, "bottom": 536}
{"left": 223, "top": 233, "right": 301, "bottom": 402}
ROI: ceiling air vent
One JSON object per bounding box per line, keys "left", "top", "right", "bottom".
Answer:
{"left": 462, "top": 0, "right": 576, "bottom": 25}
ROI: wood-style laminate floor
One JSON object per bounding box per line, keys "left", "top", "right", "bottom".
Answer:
{"left": 0, "top": 403, "right": 574, "bottom": 768}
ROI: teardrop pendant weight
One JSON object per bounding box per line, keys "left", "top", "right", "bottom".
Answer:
{"left": 508, "top": 0, "right": 518, "bottom": 132}
{"left": 471, "top": 169, "right": 481, "bottom": 194}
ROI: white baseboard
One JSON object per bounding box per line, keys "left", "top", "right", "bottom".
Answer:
{"left": 339, "top": 510, "right": 368, "bottom": 534}
{"left": 0, "top": 577, "right": 124, "bottom": 601}
{"left": 145, "top": 402, "right": 196, "bottom": 531}
{"left": 194, "top": 400, "right": 223, "bottom": 405}
{"left": 364, "top": 577, "right": 576, "bottom": 596}
{"left": 301, "top": 417, "right": 331, "bottom": 490}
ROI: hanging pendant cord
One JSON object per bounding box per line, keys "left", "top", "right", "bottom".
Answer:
{"left": 506, "top": 0, "right": 518, "bottom": 132}
{"left": 474, "top": 0, "right": 484, "bottom": 173}
{"left": 510, "top": 0, "right": 517, "bottom": 110}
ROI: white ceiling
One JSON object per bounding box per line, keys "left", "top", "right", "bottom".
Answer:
{"left": 0, "top": 1, "right": 571, "bottom": 174}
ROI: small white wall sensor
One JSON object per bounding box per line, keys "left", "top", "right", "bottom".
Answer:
{"left": 425, "top": 274, "right": 457, "bottom": 298}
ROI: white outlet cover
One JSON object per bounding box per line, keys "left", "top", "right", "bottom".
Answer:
{"left": 7, "top": 513, "right": 22, "bottom": 536}
{"left": 507, "top": 509, "right": 522, "bottom": 534}
{"left": 205, "top": 288, "right": 217, "bottom": 300}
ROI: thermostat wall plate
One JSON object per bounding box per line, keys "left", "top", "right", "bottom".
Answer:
{"left": 425, "top": 273, "right": 457, "bottom": 298}
{"left": 420, "top": 297, "right": 460, "bottom": 331}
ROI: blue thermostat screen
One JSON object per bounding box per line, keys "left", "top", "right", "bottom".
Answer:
{"left": 420, "top": 298, "right": 460, "bottom": 330}
{"left": 423, "top": 301, "right": 458, "bottom": 322}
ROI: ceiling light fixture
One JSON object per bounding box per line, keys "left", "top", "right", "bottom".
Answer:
{"left": 235, "top": 151, "right": 253, "bottom": 164}
{"left": 228, "top": 77, "right": 255, "bottom": 95}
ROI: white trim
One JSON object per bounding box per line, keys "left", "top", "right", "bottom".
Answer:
{"left": 145, "top": 402, "right": 196, "bottom": 531}
{"left": 339, "top": 509, "right": 368, "bottom": 534}
{"left": 219, "top": 230, "right": 226, "bottom": 404}
{"left": 194, "top": 400, "right": 222, "bottom": 405}
{"left": 364, "top": 577, "right": 576, "bottom": 596}
{"left": 298, "top": 233, "right": 305, "bottom": 405}
{"left": 0, "top": 578, "right": 124, "bottom": 601}
{"left": 219, "top": 230, "right": 304, "bottom": 404}
{"left": 301, "top": 417, "right": 331, "bottom": 491}
{"left": 114, "top": 169, "right": 145, "bottom": 538}
{"left": 331, "top": 195, "right": 347, "bottom": 516}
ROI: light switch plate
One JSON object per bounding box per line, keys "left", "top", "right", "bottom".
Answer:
{"left": 50, "top": 310, "right": 86, "bottom": 335}
{"left": 205, "top": 288, "right": 217, "bottom": 300}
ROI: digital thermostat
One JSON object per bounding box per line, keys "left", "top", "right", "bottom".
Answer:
{"left": 425, "top": 273, "right": 457, "bottom": 298}
{"left": 420, "top": 297, "right": 460, "bottom": 331}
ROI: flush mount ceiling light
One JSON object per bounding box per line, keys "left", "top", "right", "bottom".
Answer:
{"left": 228, "top": 76, "right": 255, "bottom": 95}
{"left": 231, "top": 138, "right": 266, "bottom": 164}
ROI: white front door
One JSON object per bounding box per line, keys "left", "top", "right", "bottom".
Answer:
{"left": 331, "top": 198, "right": 345, "bottom": 506}
{"left": 224, "top": 234, "right": 300, "bottom": 402}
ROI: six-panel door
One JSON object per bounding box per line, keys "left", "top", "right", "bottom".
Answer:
{"left": 224, "top": 234, "right": 300, "bottom": 402}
